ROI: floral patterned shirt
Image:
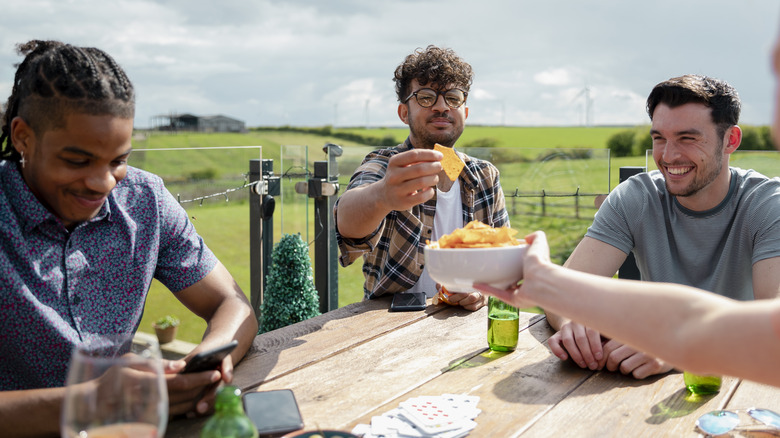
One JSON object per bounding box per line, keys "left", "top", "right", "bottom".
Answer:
{"left": 0, "top": 162, "right": 217, "bottom": 390}
{"left": 334, "top": 139, "right": 508, "bottom": 299}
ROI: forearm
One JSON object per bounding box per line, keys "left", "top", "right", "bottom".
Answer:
{"left": 180, "top": 263, "right": 258, "bottom": 365}
{"left": 199, "top": 294, "right": 257, "bottom": 365}
{"left": 336, "top": 184, "right": 391, "bottom": 239}
{"left": 544, "top": 311, "right": 569, "bottom": 331}
{"left": 527, "top": 263, "right": 780, "bottom": 383}
{"left": 529, "top": 263, "right": 710, "bottom": 355}
{"left": 0, "top": 387, "right": 66, "bottom": 437}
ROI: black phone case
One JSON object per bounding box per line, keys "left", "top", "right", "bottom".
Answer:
{"left": 243, "top": 389, "right": 304, "bottom": 436}
{"left": 181, "top": 340, "right": 238, "bottom": 374}
{"left": 390, "top": 292, "right": 427, "bottom": 312}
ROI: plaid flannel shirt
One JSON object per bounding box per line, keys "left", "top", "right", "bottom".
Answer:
{"left": 334, "top": 139, "right": 509, "bottom": 299}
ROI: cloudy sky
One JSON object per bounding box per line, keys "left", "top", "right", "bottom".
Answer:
{"left": 1, "top": 0, "right": 778, "bottom": 129}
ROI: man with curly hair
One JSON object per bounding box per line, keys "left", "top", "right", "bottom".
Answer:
{"left": 334, "top": 45, "right": 509, "bottom": 311}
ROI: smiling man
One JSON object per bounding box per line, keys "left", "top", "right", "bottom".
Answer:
{"left": 0, "top": 40, "right": 257, "bottom": 436}
{"left": 334, "top": 45, "right": 508, "bottom": 311}
{"left": 545, "top": 75, "right": 780, "bottom": 380}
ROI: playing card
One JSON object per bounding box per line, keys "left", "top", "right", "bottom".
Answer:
{"left": 398, "top": 397, "right": 466, "bottom": 435}
{"left": 357, "top": 394, "right": 480, "bottom": 438}
{"left": 381, "top": 409, "right": 428, "bottom": 438}
{"left": 441, "top": 394, "right": 481, "bottom": 419}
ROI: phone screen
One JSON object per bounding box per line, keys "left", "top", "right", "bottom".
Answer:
{"left": 243, "top": 389, "right": 304, "bottom": 435}
{"left": 180, "top": 340, "right": 238, "bottom": 374}
{"left": 390, "top": 292, "right": 427, "bottom": 312}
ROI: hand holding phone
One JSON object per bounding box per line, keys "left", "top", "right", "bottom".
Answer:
{"left": 181, "top": 340, "right": 239, "bottom": 374}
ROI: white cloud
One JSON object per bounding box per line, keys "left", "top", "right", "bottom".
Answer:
{"left": 534, "top": 68, "right": 573, "bottom": 86}
{"left": 0, "top": 0, "right": 778, "bottom": 128}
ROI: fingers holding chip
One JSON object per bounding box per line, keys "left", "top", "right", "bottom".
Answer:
{"left": 433, "top": 143, "right": 465, "bottom": 189}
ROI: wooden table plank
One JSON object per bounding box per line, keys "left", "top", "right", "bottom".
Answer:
{"left": 166, "top": 304, "right": 539, "bottom": 437}
{"left": 517, "top": 370, "right": 739, "bottom": 437}
{"left": 723, "top": 380, "right": 780, "bottom": 411}
{"left": 165, "top": 298, "right": 780, "bottom": 438}
{"left": 232, "top": 297, "right": 447, "bottom": 390}
{"left": 242, "top": 307, "right": 542, "bottom": 431}
{"left": 348, "top": 319, "right": 595, "bottom": 437}
{"left": 711, "top": 380, "right": 780, "bottom": 438}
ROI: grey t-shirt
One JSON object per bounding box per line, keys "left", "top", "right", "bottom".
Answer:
{"left": 586, "top": 168, "right": 780, "bottom": 301}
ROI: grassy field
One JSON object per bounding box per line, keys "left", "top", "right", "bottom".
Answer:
{"left": 132, "top": 126, "right": 779, "bottom": 343}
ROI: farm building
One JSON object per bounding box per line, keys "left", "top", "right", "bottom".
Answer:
{"left": 150, "top": 113, "right": 246, "bottom": 133}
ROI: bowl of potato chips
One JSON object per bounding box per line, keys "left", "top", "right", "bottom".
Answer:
{"left": 424, "top": 221, "right": 527, "bottom": 293}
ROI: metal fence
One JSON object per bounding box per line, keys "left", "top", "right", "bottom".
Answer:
{"left": 134, "top": 145, "right": 780, "bottom": 321}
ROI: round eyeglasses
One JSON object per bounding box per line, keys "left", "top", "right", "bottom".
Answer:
{"left": 696, "top": 408, "right": 780, "bottom": 435}
{"left": 403, "top": 88, "right": 468, "bottom": 109}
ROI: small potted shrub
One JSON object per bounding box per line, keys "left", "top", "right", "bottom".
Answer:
{"left": 153, "top": 315, "right": 180, "bottom": 344}
{"left": 259, "top": 233, "right": 320, "bottom": 333}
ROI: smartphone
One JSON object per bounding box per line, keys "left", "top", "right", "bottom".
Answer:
{"left": 390, "top": 292, "right": 427, "bottom": 312}
{"left": 180, "top": 340, "right": 239, "bottom": 374}
{"left": 243, "top": 389, "right": 304, "bottom": 437}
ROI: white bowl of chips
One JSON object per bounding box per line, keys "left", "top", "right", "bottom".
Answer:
{"left": 424, "top": 221, "right": 527, "bottom": 293}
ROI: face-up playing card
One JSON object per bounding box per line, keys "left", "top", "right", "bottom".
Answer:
{"left": 353, "top": 394, "right": 480, "bottom": 438}
{"left": 441, "top": 394, "right": 481, "bottom": 419}
{"left": 397, "top": 396, "right": 469, "bottom": 435}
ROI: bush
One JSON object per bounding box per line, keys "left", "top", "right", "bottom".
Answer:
{"left": 187, "top": 167, "right": 219, "bottom": 181}
{"left": 760, "top": 126, "right": 775, "bottom": 150}
{"left": 461, "top": 137, "right": 500, "bottom": 148}
{"left": 606, "top": 130, "right": 637, "bottom": 157}
{"left": 635, "top": 131, "right": 652, "bottom": 156}
{"left": 258, "top": 233, "right": 320, "bottom": 333}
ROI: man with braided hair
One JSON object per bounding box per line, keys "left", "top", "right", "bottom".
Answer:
{"left": 334, "top": 45, "right": 509, "bottom": 310}
{"left": 0, "top": 40, "right": 257, "bottom": 435}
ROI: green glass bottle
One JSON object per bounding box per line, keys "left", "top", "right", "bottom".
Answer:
{"left": 683, "top": 371, "right": 722, "bottom": 395}
{"left": 201, "top": 385, "right": 259, "bottom": 438}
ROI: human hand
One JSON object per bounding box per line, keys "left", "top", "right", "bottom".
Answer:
{"left": 473, "top": 230, "right": 553, "bottom": 309}
{"left": 444, "top": 291, "right": 488, "bottom": 311}
{"left": 377, "top": 149, "right": 442, "bottom": 212}
{"left": 547, "top": 320, "right": 605, "bottom": 370}
{"left": 163, "top": 359, "right": 221, "bottom": 417}
{"left": 600, "top": 340, "right": 674, "bottom": 379}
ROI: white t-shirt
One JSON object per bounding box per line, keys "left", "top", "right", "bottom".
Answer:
{"left": 409, "top": 180, "right": 464, "bottom": 297}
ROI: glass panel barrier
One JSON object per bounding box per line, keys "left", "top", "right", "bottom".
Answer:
{"left": 278, "top": 145, "right": 311, "bottom": 242}
{"left": 128, "top": 145, "right": 262, "bottom": 342}
{"left": 644, "top": 149, "right": 780, "bottom": 177}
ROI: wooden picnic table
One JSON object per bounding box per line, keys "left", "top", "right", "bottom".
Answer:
{"left": 165, "top": 296, "right": 780, "bottom": 437}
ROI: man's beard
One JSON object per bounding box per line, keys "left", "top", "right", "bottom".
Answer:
{"left": 664, "top": 143, "right": 725, "bottom": 198}
{"left": 408, "top": 114, "right": 463, "bottom": 149}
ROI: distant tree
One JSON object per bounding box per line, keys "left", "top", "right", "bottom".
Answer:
{"left": 740, "top": 126, "right": 763, "bottom": 150}
{"left": 462, "top": 137, "right": 500, "bottom": 148}
{"left": 607, "top": 130, "right": 637, "bottom": 157}
{"left": 760, "top": 126, "right": 775, "bottom": 151}
{"left": 635, "top": 131, "right": 652, "bottom": 156}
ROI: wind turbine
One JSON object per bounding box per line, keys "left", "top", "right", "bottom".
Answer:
{"left": 571, "top": 85, "right": 593, "bottom": 127}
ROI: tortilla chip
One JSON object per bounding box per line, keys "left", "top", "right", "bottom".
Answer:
{"left": 432, "top": 220, "right": 523, "bottom": 248}
{"left": 434, "top": 143, "right": 465, "bottom": 181}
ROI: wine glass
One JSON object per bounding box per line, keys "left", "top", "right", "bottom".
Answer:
{"left": 61, "top": 333, "right": 168, "bottom": 438}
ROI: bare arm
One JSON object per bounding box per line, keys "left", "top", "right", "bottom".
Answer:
{"left": 165, "top": 261, "right": 258, "bottom": 415}
{"left": 544, "top": 237, "right": 631, "bottom": 371}
{"left": 0, "top": 387, "right": 65, "bottom": 437}
{"left": 477, "top": 231, "right": 780, "bottom": 386}
{"left": 336, "top": 149, "right": 442, "bottom": 239}
{"left": 547, "top": 236, "right": 627, "bottom": 329}
{"left": 753, "top": 256, "right": 780, "bottom": 300}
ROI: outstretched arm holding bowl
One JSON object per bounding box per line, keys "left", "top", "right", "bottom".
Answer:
{"left": 474, "top": 231, "right": 780, "bottom": 387}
